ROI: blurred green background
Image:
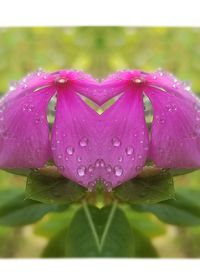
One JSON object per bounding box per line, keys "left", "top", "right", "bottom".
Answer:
{"left": 0, "top": 27, "right": 200, "bottom": 257}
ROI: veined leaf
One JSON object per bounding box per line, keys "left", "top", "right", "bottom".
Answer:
{"left": 26, "top": 170, "right": 86, "bottom": 204}
{"left": 114, "top": 169, "right": 175, "bottom": 204}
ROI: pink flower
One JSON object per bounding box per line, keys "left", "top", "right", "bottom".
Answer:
{"left": 101, "top": 69, "right": 200, "bottom": 188}
{"left": 1, "top": 68, "right": 200, "bottom": 191}
{"left": 0, "top": 69, "right": 101, "bottom": 189}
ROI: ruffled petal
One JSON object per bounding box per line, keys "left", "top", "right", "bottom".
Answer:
{"left": 51, "top": 89, "right": 101, "bottom": 188}
{"left": 99, "top": 89, "right": 149, "bottom": 188}
{"left": 145, "top": 87, "right": 200, "bottom": 168}
{"left": 0, "top": 85, "right": 55, "bottom": 168}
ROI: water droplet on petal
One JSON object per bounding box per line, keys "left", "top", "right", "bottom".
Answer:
{"left": 165, "top": 103, "right": 177, "bottom": 113}
{"left": 77, "top": 166, "right": 86, "bottom": 177}
{"left": 156, "top": 115, "right": 165, "bottom": 124}
{"left": 100, "top": 159, "right": 105, "bottom": 168}
{"left": 77, "top": 156, "right": 82, "bottom": 162}
{"left": 9, "top": 81, "right": 17, "bottom": 91}
{"left": 114, "top": 165, "right": 123, "bottom": 177}
{"left": 106, "top": 165, "right": 112, "bottom": 173}
{"left": 88, "top": 165, "right": 94, "bottom": 173}
{"left": 66, "top": 146, "right": 74, "bottom": 155}
{"left": 125, "top": 146, "right": 134, "bottom": 155}
{"left": 95, "top": 159, "right": 101, "bottom": 168}
{"left": 87, "top": 182, "right": 95, "bottom": 192}
{"left": 112, "top": 137, "right": 121, "bottom": 147}
{"left": 104, "top": 182, "right": 113, "bottom": 192}
{"left": 79, "top": 137, "right": 88, "bottom": 147}
{"left": 118, "top": 156, "right": 123, "bottom": 162}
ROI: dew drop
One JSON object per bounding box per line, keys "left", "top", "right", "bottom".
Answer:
{"left": 156, "top": 115, "right": 166, "bottom": 124}
{"left": 88, "top": 165, "right": 94, "bottom": 173}
{"left": 106, "top": 165, "right": 112, "bottom": 173}
{"left": 104, "top": 182, "right": 113, "bottom": 192}
{"left": 100, "top": 159, "right": 105, "bottom": 168}
{"left": 36, "top": 68, "right": 43, "bottom": 76}
{"left": 66, "top": 146, "right": 74, "bottom": 155}
{"left": 114, "top": 165, "right": 123, "bottom": 177}
{"left": 77, "top": 166, "right": 86, "bottom": 177}
{"left": 95, "top": 159, "right": 101, "bottom": 168}
{"left": 9, "top": 81, "right": 17, "bottom": 91}
{"left": 79, "top": 137, "right": 88, "bottom": 147}
{"left": 77, "top": 156, "right": 82, "bottom": 162}
{"left": 118, "top": 156, "right": 123, "bottom": 162}
{"left": 87, "top": 182, "right": 95, "bottom": 192}
{"left": 23, "top": 104, "right": 34, "bottom": 112}
{"left": 125, "top": 146, "right": 134, "bottom": 155}
{"left": 165, "top": 103, "right": 177, "bottom": 112}
{"left": 112, "top": 137, "right": 121, "bottom": 147}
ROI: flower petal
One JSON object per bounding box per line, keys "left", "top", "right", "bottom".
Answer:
{"left": 100, "top": 71, "right": 135, "bottom": 105}
{"left": 67, "top": 70, "right": 102, "bottom": 105}
{"left": 51, "top": 89, "right": 101, "bottom": 188}
{"left": 0, "top": 86, "right": 55, "bottom": 168}
{"left": 99, "top": 89, "right": 149, "bottom": 188}
{"left": 145, "top": 87, "right": 200, "bottom": 168}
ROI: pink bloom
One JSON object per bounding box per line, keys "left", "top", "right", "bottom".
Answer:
{"left": 101, "top": 69, "right": 200, "bottom": 188}
{"left": 0, "top": 69, "right": 101, "bottom": 189}
{"left": 1, "top": 68, "right": 200, "bottom": 191}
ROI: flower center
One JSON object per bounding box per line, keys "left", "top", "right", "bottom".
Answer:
{"left": 56, "top": 77, "right": 68, "bottom": 84}
{"left": 133, "top": 78, "right": 143, "bottom": 84}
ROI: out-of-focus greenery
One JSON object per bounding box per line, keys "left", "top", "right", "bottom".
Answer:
{"left": 1, "top": 27, "right": 200, "bottom": 258}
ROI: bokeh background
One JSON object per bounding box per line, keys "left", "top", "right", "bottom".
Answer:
{"left": 0, "top": 27, "right": 200, "bottom": 257}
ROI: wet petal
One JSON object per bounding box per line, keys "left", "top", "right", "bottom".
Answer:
{"left": 100, "top": 71, "right": 135, "bottom": 105}
{"left": 51, "top": 89, "right": 101, "bottom": 188}
{"left": 99, "top": 89, "right": 149, "bottom": 188}
{"left": 147, "top": 69, "right": 200, "bottom": 103}
{"left": 68, "top": 70, "right": 102, "bottom": 105}
{"left": 0, "top": 86, "right": 55, "bottom": 168}
{"left": 145, "top": 87, "right": 200, "bottom": 168}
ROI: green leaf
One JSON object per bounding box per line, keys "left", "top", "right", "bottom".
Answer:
{"left": 0, "top": 189, "right": 65, "bottom": 226}
{"left": 34, "top": 205, "right": 79, "bottom": 238}
{"left": 65, "top": 202, "right": 138, "bottom": 257}
{"left": 43, "top": 202, "right": 158, "bottom": 258}
{"left": 26, "top": 170, "right": 86, "bottom": 204}
{"left": 132, "top": 188, "right": 200, "bottom": 226}
{"left": 170, "top": 168, "right": 199, "bottom": 177}
{"left": 122, "top": 205, "right": 166, "bottom": 238}
{"left": 114, "top": 169, "right": 175, "bottom": 204}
